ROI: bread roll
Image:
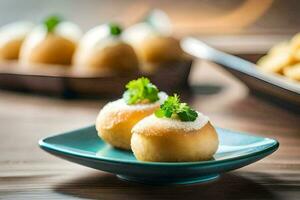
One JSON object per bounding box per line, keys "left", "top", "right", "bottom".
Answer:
{"left": 96, "top": 92, "right": 167, "bottom": 150}
{"left": 137, "top": 35, "right": 182, "bottom": 63}
{"left": 73, "top": 24, "right": 139, "bottom": 74}
{"left": 19, "top": 21, "right": 81, "bottom": 66}
{"left": 123, "top": 23, "right": 183, "bottom": 64}
{"left": 0, "top": 21, "right": 33, "bottom": 60}
{"left": 131, "top": 113, "right": 219, "bottom": 162}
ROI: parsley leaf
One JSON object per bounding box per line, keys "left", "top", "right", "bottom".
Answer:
{"left": 109, "top": 23, "right": 122, "bottom": 36}
{"left": 155, "top": 94, "right": 198, "bottom": 122}
{"left": 43, "top": 15, "right": 62, "bottom": 33}
{"left": 123, "top": 77, "right": 159, "bottom": 105}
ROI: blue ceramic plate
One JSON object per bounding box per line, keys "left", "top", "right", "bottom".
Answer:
{"left": 39, "top": 125, "right": 279, "bottom": 185}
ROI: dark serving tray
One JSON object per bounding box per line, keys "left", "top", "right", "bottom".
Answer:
{"left": 182, "top": 37, "right": 300, "bottom": 113}
{"left": 0, "top": 59, "right": 192, "bottom": 98}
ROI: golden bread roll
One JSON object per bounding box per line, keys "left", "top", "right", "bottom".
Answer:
{"left": 131, "top": 113, "right": 219, "bottom": 162}
{"left": 73, "top": 24, "right": 139, "bottom": 74}
{"left": 96, "top": 92, "right": 167, "bottom": 150}
{"left": 20, "top": 21, "right": 81, "bottom": 66}
{"left": 21, "top": 34, "right": 76, "bottom": 65}
{"left": 137, "top": 35, "right": 182, "bottom": 63}
{"left": 123, "top": 22, "right": 183, "bottom": 64}
{"left": 0, "top": 21, "right": 33, "bottom": 60}
{"left": 0, "top": 38, "right": 23, "bottom": 60}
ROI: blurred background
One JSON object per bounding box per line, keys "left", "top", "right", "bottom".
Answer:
{"left": 1, "top": 0, "right": 299, "bottom": 53}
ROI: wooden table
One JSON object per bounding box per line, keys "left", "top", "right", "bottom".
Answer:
{"left": 0, "top": 61, "right": 299, "bottom": 200}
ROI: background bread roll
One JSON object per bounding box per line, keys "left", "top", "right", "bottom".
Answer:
{"left": 19, "top": 21, "right": 81, "bottom": 66}
{"left": 73, "top": 24, "right": 139, "bottom": 74}
{"left": 0, "top": 21, "right": 33, "bottom": 60}
{"left": 136, "top": 35, "right": 182, "bottom": 63}
{"left": 123, "top": 22, "right": 183, "bottom": 64}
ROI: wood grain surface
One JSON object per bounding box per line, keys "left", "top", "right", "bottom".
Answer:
{"left": 0, "top": 61, "right": 299, "bottom": 200}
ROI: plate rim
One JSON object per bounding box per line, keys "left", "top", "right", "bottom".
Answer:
{"left": 39, "top": 125, "right": 279, "bottom": 167}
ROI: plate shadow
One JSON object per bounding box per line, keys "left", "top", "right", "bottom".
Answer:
{"left": 54, "top": 172, "right": 278, "bottom": 200}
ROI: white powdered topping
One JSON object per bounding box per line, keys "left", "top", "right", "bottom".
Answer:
{"left": 122, "top": 22, "right": 172, "bottom": 49}
{"left": 123, "top": 10, "right": 172, "bottom": 46}
{"left": 122, "top": 23, "right": 160, "bottom": 47}
{"left": 55, "top": 21, "right": 82, "bottom": 43}
{"left": 97, "top": 92, "right": 167, "bottom": 129}
{"left": 101, "top": 92, "right": 168, "bottom": 113}
{"left": 19, "top": 25, "right": 47, "bottom": 62}
{"left": 0, "top": 21, "right": 34, "bottom": 47}
{"left": 134, "top": 112, "right": 209, "bottom": 132}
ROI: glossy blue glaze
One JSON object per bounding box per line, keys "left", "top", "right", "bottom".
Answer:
{"left": 39, "top": 125, "right": 279, "bottom": 185}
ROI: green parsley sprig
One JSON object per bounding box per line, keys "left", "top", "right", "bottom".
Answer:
{"left": 108, "top": 23, "right": 122, "bottom": 36}
{"left": 155, "top": 94, "right": 198, "bottom": 122}
{"left": 123, "top": 77, "right": 159, "bottom": 105}
{"left": 43, "top": 15, "right": 63, "bottom": 33}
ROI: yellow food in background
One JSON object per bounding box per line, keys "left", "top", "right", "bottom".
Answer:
{"left": 283, "top": 63, "right": 300, "bottom": 81}
{"left": 257, "top": 34, "right": 300, "bottom": 82}
{"left": 257, "top": 51, "right": 292, "bottom": 74}
{"left": 290, "top": 33, "right": 300, "bottom": 62}
{"left": 269, "top": 41, "right": 290, "bottom": 55}
{"left": 257, "top": 41, "right": 293, "bottom": 74}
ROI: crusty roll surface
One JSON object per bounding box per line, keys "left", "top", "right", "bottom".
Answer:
{"left": 73, "top": 41, "right": 139, "bottom": 74}
{"left": 73, "top": 24, "right": 139, "bottom": 74}
{"left": 0, "top": 39, "right": 23, "bottom": 60}
{"left": 96, "top": 93, "right": 167, "bottom": 150}
{"left": 131, "top": 114, "right": 219, "bottom": 162}
{"left": 19, "top": 22, "right": 81, "bottom": 66}
{"left": 137, "top": 35, "right": 183, "bottom": 63}
{"left": 122, "top": 22, "right": 182, "bottom": 64}
{"left": 0, "top": 21, "right": 33, "bottom": 60}
{"left": 21, "top": 34, "right": 76, "bottom": 65}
